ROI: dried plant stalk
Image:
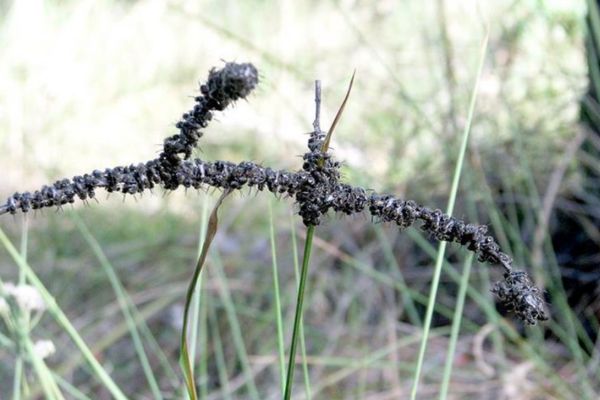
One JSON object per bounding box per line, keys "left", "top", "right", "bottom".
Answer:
{"left": 0, "top": 62, "right": 547, "bottom": 324}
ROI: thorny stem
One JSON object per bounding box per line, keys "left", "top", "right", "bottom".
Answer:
{"left": 0, "top": 62, "right": 547, "bottom": 325}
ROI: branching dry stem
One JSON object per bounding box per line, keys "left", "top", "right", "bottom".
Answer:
{"left": 0, "top": 62, "right": 547, "bottom": 324}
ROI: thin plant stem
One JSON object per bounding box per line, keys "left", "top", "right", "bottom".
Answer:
{"left": 410, "top": 31, "right": 488, "bottom": 400}
{"left": 13, "top": 357, "right": 23, "bottom": 400}
{"left": 439, "top": 253, "right": 474, "bottom": 399}
{"left": 13, "top": 215, "right": 28, "bottom": 400}
{"left": 19, "top": 215, "right": 28, "bottom": 283}
{"left": 290, "top": 212, "right": 311, "bottom": 399}
{"left": 284, "top": 226, "right": 315, "bottom": 400}
{"left": 189, "top": 199, "right": 209, "bottom": 362}
{"left": 269, "top": 199, "right": 286, "bottom": 394}
{"left": 191, "top": 199, "right": 210, "bottom": 400}
{"left": 284, "top": 76, "right": 344, "bottom": 399}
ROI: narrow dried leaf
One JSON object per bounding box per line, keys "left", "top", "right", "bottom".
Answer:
{"left": 321, "top": 70, "right": 356, "bottom": 153}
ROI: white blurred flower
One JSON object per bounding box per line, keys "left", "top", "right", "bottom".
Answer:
{"left": 33, "top": 340, "right": 55, "bottom": 360}
{"left": 3, "top": 283, "right": 46, "bottom": 313}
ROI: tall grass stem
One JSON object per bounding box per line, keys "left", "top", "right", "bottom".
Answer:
{"left": 289, "top": 212, "right": 312, "bottom": 399}
{"left": 283, "top": 226, "right": 315, "bottom": 399}
{"left": 409, "top": 31, "right": 488, "bottom": 400}
{"left": 269, "top": 199, "right": 287, "bottom": 394}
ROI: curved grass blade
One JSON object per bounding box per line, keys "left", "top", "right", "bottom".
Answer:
{"left": 190, "top": 200, "right": 210, "bottom": 399}
{"left": 180, "top": 189, "right": 232, "bottom": 400}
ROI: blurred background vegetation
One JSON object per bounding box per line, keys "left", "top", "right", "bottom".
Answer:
{"left": 0, "top": 0, "right": 597, "bottom": 398}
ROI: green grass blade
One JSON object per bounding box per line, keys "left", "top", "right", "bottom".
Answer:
{"left": 190, "top": 199, "right": 210, "bottom": 399}
{"left": 410, "top": 31, "right": 488, "bottom": 400}
{"left": 13, "top": 356, "right": 23, "bottom": 400}
{"left": 19, "top": 215, "right": 28, "bottom": 283}
{"left": 13, "top": 215, "right": 29, "bottom": 400}
{"left": 0, "top": 227, "right": 128, "bottom": 400}
{"left": 439, "top": 253, "right": 474, "bottom": 399}
{"left": 284, "top": 226, "right": 314, "bottom": 400}
{"left": 269, "top": 199, "right": 286, "bottom": 394}
{"left": 189, "top": 199, "right": 209, "bottom": 364}
{"left": 289, "top": 212, "right": 311, "bottom": 399}
{"left": 74, "top": 216, "right": 162, "bottom": 400}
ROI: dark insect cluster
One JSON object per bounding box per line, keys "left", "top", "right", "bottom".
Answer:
{"left": 0, "top": 62, "right": 547, "bottom": 324}
{"left": 492, "top": 271, "right": 547, "bottom": 325}
{"left": 368, "top": 196, "right": 513, "bottom": 267}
